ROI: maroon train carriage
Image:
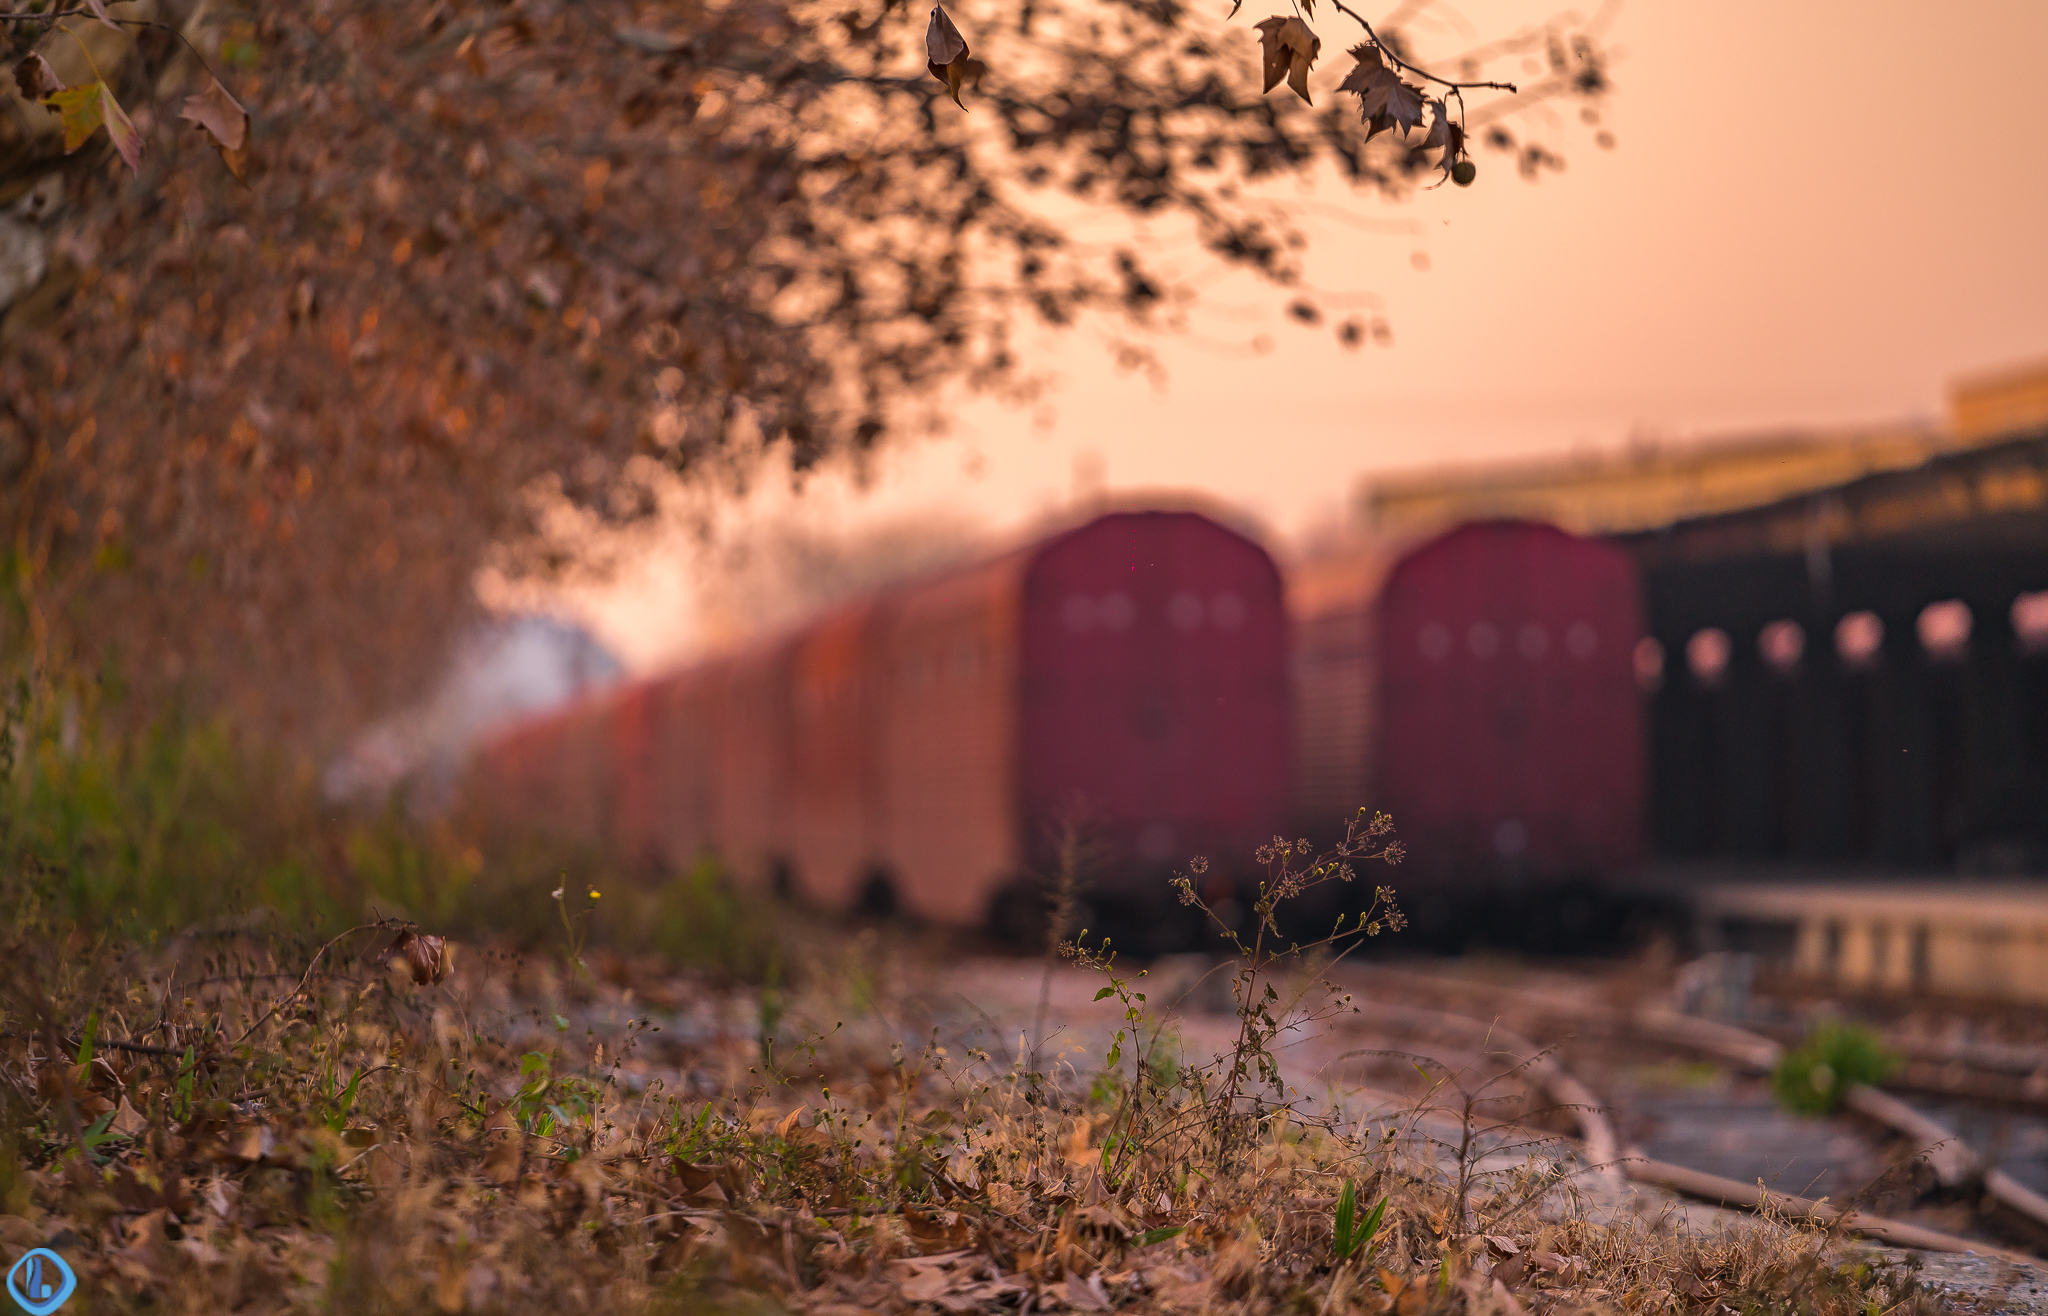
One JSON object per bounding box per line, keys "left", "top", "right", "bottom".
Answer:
{"left": 472, "top": 509, "right": 1293, "bottom": 942}
{"left": 1290, "top": 520, "right": 1646, "bottom": 941}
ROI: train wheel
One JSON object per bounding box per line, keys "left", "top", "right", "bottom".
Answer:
{"left": 987, "top": 878, "right": 1052, "bottom": 948}
{"left": 855, "top": 869, "right": 899, "bottom": 919}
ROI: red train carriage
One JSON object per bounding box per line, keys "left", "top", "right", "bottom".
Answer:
{"left": 1290, "top": 521, "right": 1645, "bottom": 912}
{"left": 473, "top": 509, "right": 1292, "bottom": 937}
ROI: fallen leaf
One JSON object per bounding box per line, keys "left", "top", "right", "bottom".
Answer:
{"left": 1065, "top": 1271, "right": 1112, "bottom": 1311}
{"left": 1253, "top": 16, "right": 1319, "bottom": 103}
{"left": 226, "top": 1121, "right": 276, "bottom": 1163}
{"left": 179, "top": 76, "right": 250, "bottom": 180}
{"left": 109, "top": 1097, "right": 148, "bottom": 1137}
{"left": 13, "top": 53, "right": 63, "bottom": 101}
{"left": 902, "top": 1267, "right": 957, "bottom": 1302}
{"left": 925, "top": 5, "right": 974, "bottom": 108}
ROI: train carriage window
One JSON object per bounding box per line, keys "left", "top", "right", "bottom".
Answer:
{"left": 1633, "top": 636, "right": 1665, "bottom": 691}
{"left": 1836, "top": 611, "right": 1884, "bottom": 668}
{"left": 1418, "top": 623, "right": 1452, "bottom": 660}
{"left": 1686, "top": 627, "right": 1731, "bottom": 686}
{"left": 1516, "top": 623, "right": 1549, "bottom": 660}
{"left": 1917, "top": 599, "right": 1972, "bottom": 662}
{"left": 1211, "top": 591, "right": 1247, "bottom": 630}
{"left": 1565, "top": 621, "right": 1598, "bottom": 659}
{"left": 1168, "top": 590, "right": 1205, "bottom": 631}
{"left": 2013, "top": 591, "right": 2048, "bottom": 653}
{"left": 1759, "top": 619, "right": 1805, "bottom": 674}
{"left": 1467, "top": 621, "right": 1500, "bottom": 659}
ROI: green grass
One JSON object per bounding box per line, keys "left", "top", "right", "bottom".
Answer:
{"left": 0, "top": 665, "right": 782, "bottom": 981}
{"left": 1772, "top": 1021, "right": 1900, "bottom": 1116}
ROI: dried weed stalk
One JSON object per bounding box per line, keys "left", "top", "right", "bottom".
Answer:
{"left": 0, "top": 810, "right": 1968, "bottom": 1315}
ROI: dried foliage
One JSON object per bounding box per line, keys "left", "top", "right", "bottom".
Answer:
{"left": 0, "top": 769, "right": 1968, "bottom": 1314}
{"left": 0, "top": 0, "right": 1610, "bottom": 742}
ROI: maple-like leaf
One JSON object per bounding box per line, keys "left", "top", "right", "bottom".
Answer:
{"left": 925, "top": 5, "right": 974, "bottom": 108}
{"left": 179, "top": 75, "right": 250, "bottom": 180}
{"left": 1382, "top": 77, "right": 1424, "bottom": 134}
{"left": 1419, "top": 98, "right": 1448, "bottom": 151}
{"left": 1253, "top": 15, "right": 1319, "bottom": 104}
{"left": 13, "top": 53, "right": 64, "bottom": 101}
{"left": 1339, "top": 42, "right": 1424, "bottom": 141}
{"left": 1336, "top": 42, "right": 1385, "bottom": 96}
{"left": 42, "top": 81, "right": 140, "bottom": 172}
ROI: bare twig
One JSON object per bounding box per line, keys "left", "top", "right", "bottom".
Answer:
{"left": 235, "top": 918, "right": 411, "bottom": 1044}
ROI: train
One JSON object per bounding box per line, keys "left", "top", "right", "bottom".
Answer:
{"left": 468, "top": 507, "right": 1648, "bottom": 947}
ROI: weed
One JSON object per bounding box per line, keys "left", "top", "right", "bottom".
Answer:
{"left": 1773, "top": 1020, "right": 1900, "bottom": 1115}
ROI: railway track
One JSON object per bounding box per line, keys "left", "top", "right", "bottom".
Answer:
{"left": 1321, "top": 957, "right": 2048, "bottom": 1259}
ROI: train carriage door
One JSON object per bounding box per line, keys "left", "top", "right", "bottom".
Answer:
{"left": 1017, "top": 510, "right": 1290, "bottom": 907}
{"left": 1378, "top": 522, "right": 1645, "bottom": 882}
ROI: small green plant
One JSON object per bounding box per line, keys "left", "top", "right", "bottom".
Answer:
{"left": 513, "top": 1050, "right": 603, "bottom": 1147}
{"left": 1062, "top": 807, "right": 1406, "bottom": 1186}
{"left": 1772, "top": 1020, "right": 1898, "bottom": 1115}
{"left": 551, "top": 874, "right": 602, "bottom": 978}
{"left": 1331, "top": 1178, "right": 1387, "bottom": 1264}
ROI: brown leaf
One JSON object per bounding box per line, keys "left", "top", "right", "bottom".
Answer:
{"left": 1253, "top": 16, "right": 1319, "bottom": 104}
{"left": 109, "top": 1096, "right": 148, "bottom": 1138}
{"left": 1339, "top": 44, "right": 1422, "bottom": 140}
{"left": 179, "top": 76, "right": 250, "bottom": 180}
{"left": 925, "top": 5, "right": 973, "bottom": 108}
{"left": 1064, "top": 1272, "right": 1112, "bottom": 1311}
{"left": 482, "top": 1130, "right": 523, "bottom": 1186}
{"left": 455, "top": 32, "right": 488, "bottom": 76}
{"left": 100, "top": 82, "right": 143, "bottom": 174}
{"left": 902, "top": 1267, "right": 958, "bottom": 1303}
{"left": 226, "top": 1122, "right": 275, "bottom": 1163}
{"left": 379, "top": 928, "right": 452, "bottom": 984}
{"left": 925, "top": 5, "right": 967, "bottom": 66}
{"left": 13, "top": 53, "right": 64, "bottom": 101}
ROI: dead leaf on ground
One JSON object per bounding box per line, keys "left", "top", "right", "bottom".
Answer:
{"left": 108, "top": 1096, "right": 148, "bottom": 1137}
{"left": 1065, "top": 1270, "right": 1113, "bottom": 1311}
{"left": 1253, "top": 15, "right": 1319, "bottom": 104}
{"left": 482, "top": 1129, "right": 524, "bottom": 1185}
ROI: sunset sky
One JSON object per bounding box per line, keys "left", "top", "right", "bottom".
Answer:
{"left": 574, "top": 0, "right": 2048, "bottom": 666}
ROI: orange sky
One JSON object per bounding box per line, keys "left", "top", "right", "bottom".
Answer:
{"left": 571, "top": 0, "right": 2048, "bottom": 666}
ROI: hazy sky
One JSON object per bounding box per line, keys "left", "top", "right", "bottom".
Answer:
{"left": 574, "top": 0, "right": 2048, "bottom": 666}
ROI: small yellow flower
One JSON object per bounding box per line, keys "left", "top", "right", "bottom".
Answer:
{"left": 589, "top": 889, "right": 601, "bottom": 900}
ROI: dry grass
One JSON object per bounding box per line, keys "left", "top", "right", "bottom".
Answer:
{"left": 0, "top": 815, "right": 1971, "bottom": 1316}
